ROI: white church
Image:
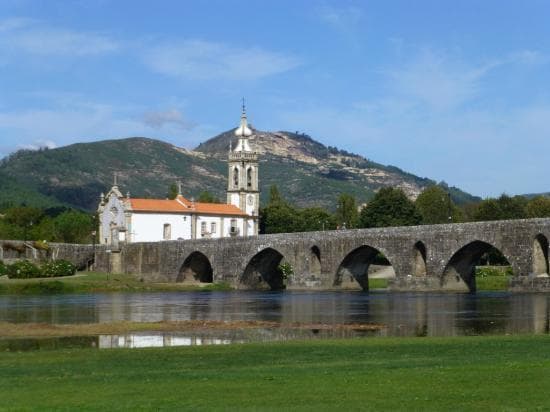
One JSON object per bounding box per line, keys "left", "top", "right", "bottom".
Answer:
{"left": 97, "top": 107, "right": 260, "bottom": 244}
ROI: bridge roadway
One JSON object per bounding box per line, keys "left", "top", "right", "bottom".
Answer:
{"left": 93, "top": 218, "right": 550, "bottom": 292}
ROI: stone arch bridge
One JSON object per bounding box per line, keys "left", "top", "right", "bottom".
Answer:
{"left": 94, "top": 218, "right": 550, "bottom": 292}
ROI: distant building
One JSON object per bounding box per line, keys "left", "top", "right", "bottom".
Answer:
{"left": 98, "top": 106, "right": 259, "bottom": 244}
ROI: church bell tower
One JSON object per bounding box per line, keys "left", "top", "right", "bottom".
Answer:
{"left": 227, "top": 102, "right": 259, "bottom": 235}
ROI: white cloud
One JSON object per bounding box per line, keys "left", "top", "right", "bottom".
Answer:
{"left": 0, "top": 98, "right": 210, "bottom": 156}
{"left": 386, "top": 49, "right": 495, "bottom": 111}
{"left": 144, "top": 39, "right": 301, "bottom": 81}
{"left": 0, "top": 17, "right": 118, "bottom": 56}
{"left": 141, "top": 109, "right": 195, "bottom": 130}
{"left": 507, "top": 49, "right": 548, "bottom": 66}
{"left": 19, "top": 139, "right": 57, "bottom": 151}
{"left": 316, "top": 5, "right": 363, "bottom": 30}
{"left": 0, "top": 17, "right": 35, "bottom": 32}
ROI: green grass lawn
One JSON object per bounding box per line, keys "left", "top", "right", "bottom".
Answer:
{"left": 0, "top": 272, "right": 231, "bottom": 294}
{"left": 368, "top": 277, "right": 388, "bottom": 289}
{"left": 475, "top": 275, "right": 510, "bottom": 290}
{"left": 1, "top": 335, "right": 549, "bottom": 410}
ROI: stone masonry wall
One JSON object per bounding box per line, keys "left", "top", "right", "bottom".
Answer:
{"left": 93, "top": 218, "right": 550, "bottom": 292}
{"left": 0, "top": 240, "right": 95, "bottom": 269}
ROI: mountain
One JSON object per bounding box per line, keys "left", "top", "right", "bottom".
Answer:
{"left": 0, "top": 130, "right": 479, "bottom": 212}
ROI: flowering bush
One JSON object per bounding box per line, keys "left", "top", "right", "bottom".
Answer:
{"left": 6, "top": 260, "right": 41, "bottom": 279}
{"left": 5, "top": 259, "right": 76, "bottom": 279}
{"left": 41, "top": 260, "right": 76, "bottom": 277}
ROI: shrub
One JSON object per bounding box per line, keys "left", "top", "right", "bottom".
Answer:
{"left": 33, "top": 240, "right": 50, "bottom": 251}
{"left": 41, "top": 260, "right": 76, "bottom": 278}
{"left": 475, "top": 266, "right": 513, "bottom": 278}
{"left": 6, "top": 260, "right": 41, "bottom": 279}
{"left": 278, "top": 262, "right": 294, "bottom": 280}
{"left": 5, "top": 259, "right": 76, "bottom": 279}
{"left": 0, "top": 260, "right": 6, "bottom": 276}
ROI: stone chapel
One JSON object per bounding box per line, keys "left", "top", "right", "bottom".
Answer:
{"left": 97, "top": 106, "right": 260, "bottom": 244}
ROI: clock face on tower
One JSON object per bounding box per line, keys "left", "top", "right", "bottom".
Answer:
{"left": 247, "top": 195, "right": 254, "bottom": 206}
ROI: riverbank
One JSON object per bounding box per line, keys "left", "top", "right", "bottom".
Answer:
{"left": 1, "top": 335, "right": 549, "bottom": 410}
{"left": 0, "top": 271, "right": 510, "bottom": 294}
{"left": 0, "top": 320, "right": 385, "bottom": 338}
{"left": 0, "top": 272, "right": 232, "bottom": 294}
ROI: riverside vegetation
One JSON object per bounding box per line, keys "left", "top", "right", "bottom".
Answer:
{"left": 0, "top": 268, "right": 510, "bottom": 294}
{"left": 1, "top": 335, "right": 550, "bottom": 410}
{"left": 0, "top": 271, "right": 232, "bottom": 294}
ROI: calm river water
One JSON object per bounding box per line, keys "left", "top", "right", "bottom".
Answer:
{"left": 1, "top": 291, "right": 550, "bottom": 350}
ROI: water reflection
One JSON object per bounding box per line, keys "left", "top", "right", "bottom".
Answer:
{"left": 1, "top": 291, "right": 550, "bottom": 338}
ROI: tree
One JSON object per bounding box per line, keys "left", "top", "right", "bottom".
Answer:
{"left": 4, "top": 206, "right": 43, "bottom": 228}
{"left": 474, "top": 194, "right": 527, "bottom": 221}
{"left": 336, "top": 193, "right": 358, "bottom": 229}
{"left": 197, "top": 191, "right": 220, "bottom": 203}
{"left": 167, "top": 183, "right": 178, "bottom": 200}
{"left": 260, "top": 200, "right": 301, "bottom": 234}
{"left": 526, "top": 196, "right": 550, "bottom": 218}
{"left": 415, "top": 185, "right": 461, "bottom": 224}
{"left": 268, "top": 185, "right": 283, "bottom": 204}
{"left": 260, "top": 186, "right": 297, "bottom": 234}
{"left": 53, "top": 210, "right": 94, "bottom": 243}
{"left": 359, "top": 187, "right": 422, "bottom": 228}
{"left": 1, "top": 206, "right": 44, "bottom": 241}
{"left": 298, "top": 207, "right": 337, "bottom": 231}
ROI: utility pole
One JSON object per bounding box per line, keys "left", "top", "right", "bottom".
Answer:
{"left": 448, "top": 192, "right": 452, "bottom": 223}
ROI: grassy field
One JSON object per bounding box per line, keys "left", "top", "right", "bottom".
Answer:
{"left": 0, "top": 272, "right": 231, "bottom": 294}
{"left": 1, "top": 335, "right": 549, "bottom": 410}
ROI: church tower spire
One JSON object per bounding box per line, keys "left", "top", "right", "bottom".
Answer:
{"left": 226, "top": 101, "right": 259, "bottom": 236}
{"left": 234, "top": 98, "right": 252, "bottom": 152}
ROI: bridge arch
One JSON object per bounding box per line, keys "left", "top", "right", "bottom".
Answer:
{"left": 177, "top": 251, "right": 213, "bottom": 283}
{"left": 308, "top": 245, "right": 321, "bottom": 276}
{"left": 442, "top": 241, "right": 511, "bottom": 292}
{"left": 334, "top": 245, "right": 394, "bottom": 291}
{"left": 533, "top": 234, "right": 549, "bottom": 276}
{"left": 413, "top": 241, "right": 427, "bottom": 277}
{"left": 241, "top": 247, "right": 286, "bottom": 290}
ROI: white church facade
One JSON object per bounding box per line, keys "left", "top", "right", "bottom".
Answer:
{"left": 97, "top": 107, "right": 260, "bottom": 245}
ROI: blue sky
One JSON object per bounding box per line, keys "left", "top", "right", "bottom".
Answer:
{"left": 1, "top": 0, "right": 549, "bottom": 198}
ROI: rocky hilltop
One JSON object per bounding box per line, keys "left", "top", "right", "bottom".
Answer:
{"left": 0, "top": 129, "right": 478, "bottom": 212}
{"left": 196, "top": 128, "right": 476, "bottom": 204}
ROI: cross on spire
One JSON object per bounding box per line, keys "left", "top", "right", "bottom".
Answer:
{"left": 242, "top": 97, "right": 246, "bottom": 113}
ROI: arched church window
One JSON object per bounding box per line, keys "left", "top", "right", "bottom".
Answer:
{"left": 247, "top": 167, "right": 252, "bottom": 188}
{"left": 233, "top": 167, "right": 239, "bottom": 187}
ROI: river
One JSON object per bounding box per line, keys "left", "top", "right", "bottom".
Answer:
{"left": 1, "top": 291, "right": 549, "bottom": 349}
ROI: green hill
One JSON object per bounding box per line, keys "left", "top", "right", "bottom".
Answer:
{"left": 0, "top": 132, "right": 479, "bottom": 212}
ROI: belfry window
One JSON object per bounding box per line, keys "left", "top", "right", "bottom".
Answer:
{"left": 247, "top": 168, "right": 252, "bottom": 188}
{"left": 233, "top": 167, "right": 239, "bottom": 187}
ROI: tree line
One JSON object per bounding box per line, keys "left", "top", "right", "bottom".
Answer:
{"left": 0, "top": 206, "right": 94, "bottom": 244}
{"left": 260, "top": 184, "right": 550, "bottom": 234}
{"left": 2, "top": 185, "right": 550, "bottom": 242}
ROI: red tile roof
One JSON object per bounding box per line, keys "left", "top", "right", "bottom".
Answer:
{"left": 129, "top": 195, "right": 247, "bottom": 216}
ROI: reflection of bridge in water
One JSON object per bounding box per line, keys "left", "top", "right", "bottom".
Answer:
{"left": 1, "top": 292, "right": 549, "bottom": 338}
{"left": 96, "top": 218, "right": 550, "bottom": 292}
